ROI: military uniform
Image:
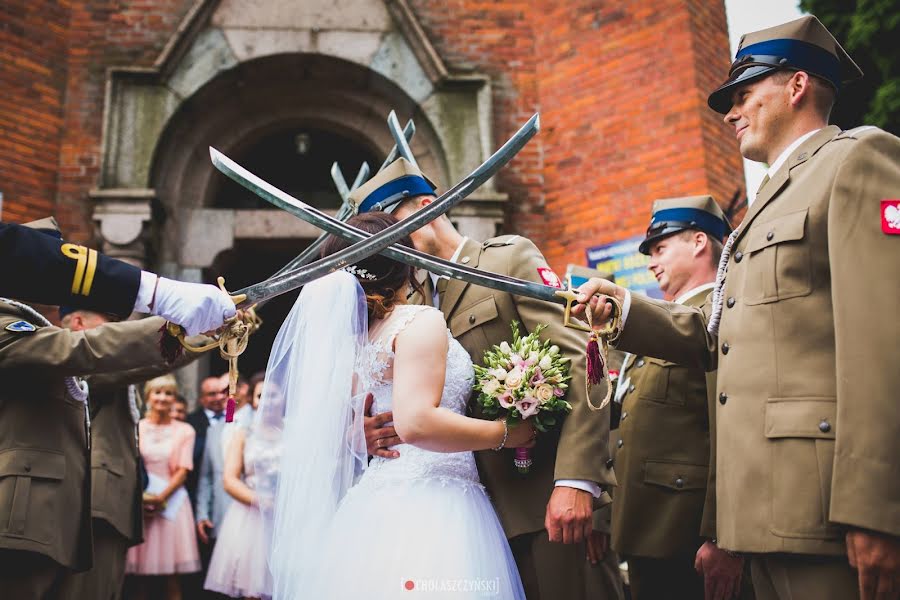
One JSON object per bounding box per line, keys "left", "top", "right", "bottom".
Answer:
{"left": 1, "top": 219, "right": 140, "bottom": 318}
{"left": 415, "top": 235, "right": 620, "bottom": 600}
{"left": 0, "top": 302, "right": 185, "bottom": 599}
{"left": 615, "top": 17, "right": 900, "bottom": 598}
{"left": 54, "top": 316, "right": 205, "bottom": 600}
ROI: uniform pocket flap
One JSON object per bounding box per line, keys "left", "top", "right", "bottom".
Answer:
{"left": 745, "top": 209, "right": 807, "bottom": 253}
{"left": 643, "top": 460, "right": 707, "bottom": 491}
{"left": 0, "top": 449, "right": 65, "bottom": 479}
{"left": 92, "top": 454, "right": 125, "bottom": 476}
{"left": 765, "top": 397, "right": 836, "bottom": 439}
{"left": 643, "top": 356, "right": 678, "bottom": 368}
{"left": 449, "top": 296, "right": 499, "bottom": 337}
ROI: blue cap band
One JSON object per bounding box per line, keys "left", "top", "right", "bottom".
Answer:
{"left": 358, "top": 175, "right": 435, "bottom": 213}
{"left": 737, "top": 39, "right": 841, "bottom": 90}
{"left": 650, "top": 207, "right": 728, "bottom": 241}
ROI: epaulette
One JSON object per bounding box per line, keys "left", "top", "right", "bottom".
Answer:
{"left": 835, "top": 126, "right": 880, "bottom": 140}
{"left": 481, "top": 235, "right": 521, "bottom": 249}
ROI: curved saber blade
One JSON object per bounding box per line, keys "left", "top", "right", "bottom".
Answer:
{"left": 211, "top": 113, "right": 539, "bottom": 306}
{"left": 387, "top": 111, "right": 418, "bottom": 167}
{"left": 252, "top": 180, "right": 564, "bottom": 304}
{"left": 380, "top": 119, "right": 415, "bottom": 171}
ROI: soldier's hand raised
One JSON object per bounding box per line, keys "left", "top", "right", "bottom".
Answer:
{"left": 573, "top": 278, "right": 627, "bottom": 325}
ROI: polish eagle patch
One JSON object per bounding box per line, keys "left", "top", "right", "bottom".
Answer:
{"left": 883, "top": 200, "right": 900, "bottom": 234}
{"left": 537, "top": 267, "right": 562, "bottom": 288}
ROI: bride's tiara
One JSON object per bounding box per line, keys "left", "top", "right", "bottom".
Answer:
{"left": 341, "top": 265, "right": 377, "bottom": 281}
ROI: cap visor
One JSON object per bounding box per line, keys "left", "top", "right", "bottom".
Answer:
{"left": 707, "top": 65, "right": 778, "bottom": 113}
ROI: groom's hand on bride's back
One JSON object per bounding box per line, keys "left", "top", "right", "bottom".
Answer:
{"left": 364, "top": 393, "right": 402, "bottom": 459}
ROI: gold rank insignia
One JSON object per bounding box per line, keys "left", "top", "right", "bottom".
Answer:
{"left": 61, "top": 243, "right": 98, "bottom": 297}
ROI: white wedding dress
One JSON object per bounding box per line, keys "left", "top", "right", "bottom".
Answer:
{"left": 300, "top": 304, "right": 525, "bottom": 599}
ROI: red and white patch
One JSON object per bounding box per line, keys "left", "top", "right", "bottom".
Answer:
{"left": 882, "top": 200, "right": 900, "bottom": 234}
{"left": 537, "top": 267, "right": 562, "bottom": 288}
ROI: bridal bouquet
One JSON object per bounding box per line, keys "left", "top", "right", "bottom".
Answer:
{"left": 474, "top": 322, "right": 572, "bottom": 474}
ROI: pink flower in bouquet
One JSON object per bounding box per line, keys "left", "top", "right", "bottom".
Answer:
{"left": 515, "top": 397, "right": 540, "bottom": 419}
{"left": 553, "top": 387, "right": 565, "bottom": 397}
{"left": 529, "top": 368, "right": 545, "bottom": 386}
{"left": 498, "top": 391, "right": 515, "bottom": 409}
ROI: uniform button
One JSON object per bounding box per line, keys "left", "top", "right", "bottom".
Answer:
{"left": 734, "top": 251, "right": 743, "bottom": 263}
{"left": 468, "top": 314, "right": 476, "bottom": 324}
{"left": 461, "top": 256, "right": 471, "bottom": 264}
{"left": 605, "top": 458, "right": 614, "bottom": 469}
{"left": 636, "top": 359, "right": 645, "bottom": 368}
{"left": 818, "top": 420, "right": 831, "bottom": 433}
{"left": 721, "top": 342, "right": 730, "bottom": 355}
{"left": 719, "top": 393, "right": 728, "bottom": 405}
{"left": 620, "top": 411, "right": 628, "bottom": 421}
{"left": 24, "top": 465, "right": 31, "bottom": 472}
{"left": 628, "top": 384, "right": 635, "bottom": 393}
{"left": 766, "top": 231, "right": 775, "bottom": 241}
{"left": 675, "top": 477, "right": 684, "bottom": 489}
{"left": 726, "top": 297, "right": 735, "bottom": 308}
{"left": 617, "top": 439, "right": 624, "bottom": 448}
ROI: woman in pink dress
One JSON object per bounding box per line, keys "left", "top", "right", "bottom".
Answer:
{"left": 205, "top": 372, "right": 281, "bottom": 599}
{"left": 126, "top": 374, "right": 201, "bottom": 599}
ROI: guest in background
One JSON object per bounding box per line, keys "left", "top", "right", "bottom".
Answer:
{"left": 171, "top": 395, "right": 188, "bottom": 422}
{"left": 205, "top": 375, "right": 281, "bottom": 599}
{"left": 221, "top": 371, "right": 265, "bottom": 456}
{"left": 186, "top": 376, "right": 227, "bottom": 504}
{"left": 125, "top": 375, "right": 200, "bottom": 600}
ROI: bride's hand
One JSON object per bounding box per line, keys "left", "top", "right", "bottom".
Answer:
{"left": 363, "top": 393, "right": 402, "bottom": 459}
{"left": 505, "top": 420, "right": 537, "bottom": 449}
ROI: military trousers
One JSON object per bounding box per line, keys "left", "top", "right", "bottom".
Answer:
{"left": 0, "top": 549, "right": 66, "bottom": 600}
{"left": 749, "top": 553, "right": 858, "bottom": 600}
{"left": 627, "top": 553, "right": 704, "bottom": 599}
{"left": 509, "top": 529, "right": 624, "bottom": 600}
{"left": 57, "top": 520, "right": 129, "bottom": 600}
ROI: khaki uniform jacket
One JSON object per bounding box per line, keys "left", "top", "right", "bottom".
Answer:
{"left": 85, "top": 316, "right": 201, "bottom": 547}
{"left": 611, "top": 288, "right": 711, "bottom": 558}
{"left": 615, "top": 126, "right": 900, "bottom": 555}
{"left": 412, "top": 236, "right": 615, "bottom": 538}
{"left": 0, "top": 304, "right": 182, "bottom": 570}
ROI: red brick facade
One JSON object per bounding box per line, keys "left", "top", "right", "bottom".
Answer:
{"left": 1, "top": 0, "right": 743, "bottom": 270}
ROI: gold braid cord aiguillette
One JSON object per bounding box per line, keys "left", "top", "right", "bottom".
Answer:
{"left": 584, "top": 296, "right": 623, "bottom": 412}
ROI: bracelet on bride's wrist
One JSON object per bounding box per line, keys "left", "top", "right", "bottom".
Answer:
{"left": 493, "top": 419, "right": 509, "bottom": 451}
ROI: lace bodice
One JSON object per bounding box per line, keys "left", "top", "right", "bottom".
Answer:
{"left": 355, "top": 305, "right": 480, "bottom": 489}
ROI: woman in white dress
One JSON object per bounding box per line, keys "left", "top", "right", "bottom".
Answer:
{"left": 259, "top": 212, "right": 533, "bottom": 600}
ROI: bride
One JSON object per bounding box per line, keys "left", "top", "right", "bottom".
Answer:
{"left": 255, "top": 212, "right": 534, "bottom": 599}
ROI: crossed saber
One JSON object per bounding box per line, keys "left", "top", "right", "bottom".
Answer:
{"left": 203, "top": 111, "right": 606, "bottom": 333}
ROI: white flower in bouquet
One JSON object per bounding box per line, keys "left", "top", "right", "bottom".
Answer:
{"left": 482, "top": 378, "right": 501, "bottom": 396}
{"left": 538, "top": 354, "right": 553, "bottom": 371}
{"left": 499, "top": 341, "right": 511, "bottom": 354}
{"left": 489, "top": 367, "right": 508, "bottom": 381}
{"left": 536, "top": 384, "right": 555, "bottom": 403}
{"left": 505, "top": 367, "right": 524, "bottom": 390}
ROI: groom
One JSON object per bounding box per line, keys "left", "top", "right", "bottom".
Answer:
{"left": 358, "top": 159, "right": 622, "bottom": 599}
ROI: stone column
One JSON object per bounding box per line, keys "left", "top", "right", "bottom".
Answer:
{"left": 90, "top": 188, "right": 155, "bottom": 269}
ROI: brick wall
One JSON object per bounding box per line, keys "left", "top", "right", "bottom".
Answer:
{"left": 0, "top": 0, "right": 72, "bottom": 224}
{"left": 412, "top": 0, "right": 743, "bottom": 271}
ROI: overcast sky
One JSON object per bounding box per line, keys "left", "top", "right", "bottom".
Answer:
{"left": 723, "top": 0, "right": 804, "bottom": 198}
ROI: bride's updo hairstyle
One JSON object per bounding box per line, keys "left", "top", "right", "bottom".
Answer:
{"left": 320, "top": 211, "right": 424, "bottom": 320}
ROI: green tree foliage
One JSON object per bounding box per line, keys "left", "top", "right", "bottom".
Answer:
{"left": 800, "top": 0, "right": 900, "bottom": 134}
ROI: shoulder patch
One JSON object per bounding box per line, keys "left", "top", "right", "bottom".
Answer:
{"left": 882, "top": 200, "right": 900, "bottom": 234}
{"left": 5, "top": 320, "right": 36, "bottom": 333}
{"left": 537, "top": 267, "right": 563, "bottom": 288}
